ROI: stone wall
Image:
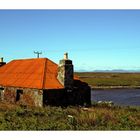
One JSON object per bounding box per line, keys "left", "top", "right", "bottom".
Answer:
{"left": 73, "top": 80, "right": 91, "bottom": 106}
{"left": 43, "top": 89, "right": 66, "bottom": 106}
{"left": 0, "top": 80, "right": 91, "bottom": 107}
{"left": 2, "top": 87, "right": 43, "bottom": 107}
{"left": 43, "top": 80, "right": 91, "bottom": 106}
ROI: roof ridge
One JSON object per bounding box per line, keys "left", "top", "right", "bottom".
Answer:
{"left": 41, "top": 58, "right": 47, "bottom": 89}
{"left": 11, "top": 58, "right": 47, "bottom": 61}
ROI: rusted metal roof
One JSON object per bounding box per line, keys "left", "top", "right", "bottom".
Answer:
{"left": 0, "top": 58, "right": 64, "bottom": 89}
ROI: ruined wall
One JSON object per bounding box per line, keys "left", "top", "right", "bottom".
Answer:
{"left": 43, "top": 80, "right": 91, "bottom": 106}
{"left": 1, "top": 80, "right": 91, "bottom": 107}
{"left": 73, "top": 80, "right": 91, "bottom": 106}
{"left": 43, "top": 89, "right": 66, "bottom": 106}
{"left": 3, "top": 87, "right": 43, "bottom": 107}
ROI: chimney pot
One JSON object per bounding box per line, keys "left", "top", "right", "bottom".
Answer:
{"left": 64, "top": 53, "right": 68, "bottom": 60}
{"left": 0, "top": 57, "right": 3, "bottom": 63}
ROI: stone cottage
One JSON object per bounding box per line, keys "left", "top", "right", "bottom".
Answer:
{"left": 0, "top": 53, "right": 91, "bottom": 107}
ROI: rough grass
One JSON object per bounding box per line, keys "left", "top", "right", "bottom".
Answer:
{"left": 0, "top": 102, "right": 139, "bottom": 130}
{"left": 75, "top": 72, "right": 140, "bottom": 88}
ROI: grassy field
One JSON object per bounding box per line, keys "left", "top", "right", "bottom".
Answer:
{"left": 0, "top": 102, "right": 140, "bottom": 130}
{"left": 75, "top": 72, "right": 140, "bottom": 89}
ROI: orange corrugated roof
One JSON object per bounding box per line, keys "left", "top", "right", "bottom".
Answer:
{"left": 0, "top": 58, "right": 64, "bottom": 89}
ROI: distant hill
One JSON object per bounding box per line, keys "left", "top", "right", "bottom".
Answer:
{"left": 93, "top": 69, "right": 140, "bottom": 73}
{"left": 76, "top": 69, "right": 140, "bottom": 73}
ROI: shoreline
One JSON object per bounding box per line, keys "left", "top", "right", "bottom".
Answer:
{"left": 91, "top": 86, "right": 140, "bottom": 90}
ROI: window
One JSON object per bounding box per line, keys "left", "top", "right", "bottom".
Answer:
{"left": 16, "top": 89, "right": 23, "bottom": 102}
{"left": 0, "top": 87, "right": 4, "bottom": 101}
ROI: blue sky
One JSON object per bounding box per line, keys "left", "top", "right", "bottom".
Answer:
{"left": 0, "top": 10, "right": 140, "bottom": 71}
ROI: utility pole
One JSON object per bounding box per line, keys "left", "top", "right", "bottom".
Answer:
{"left": 34, "top": 51, "right": 42, "bottom": 58}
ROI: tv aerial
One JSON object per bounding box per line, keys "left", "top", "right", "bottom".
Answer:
{"left": 34, "top": 51, "right": 42, "bottom": 58}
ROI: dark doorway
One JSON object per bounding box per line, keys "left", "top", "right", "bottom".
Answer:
{"left": 16, "top": 90, "right": 23, "bottom": 102}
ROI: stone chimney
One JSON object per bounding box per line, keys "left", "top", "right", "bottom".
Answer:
{"left": 57, "top": 53, "right": 74, "bottom": 89}
{"left": 0, "top": 57, "right": 6, "bottom": 67}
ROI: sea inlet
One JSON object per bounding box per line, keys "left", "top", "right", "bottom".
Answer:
{"left": 91, "top": 89, "right": 140, "bottom": 106}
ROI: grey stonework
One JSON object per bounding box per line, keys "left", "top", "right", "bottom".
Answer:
{"left": 1, "top": 87, "right": 43, "bottom": 107}
{"left": 57, "top": 59, "right": 74, "bottom": 89}
{"left": 0, "top": 80, "right": 91, "bottom": 107}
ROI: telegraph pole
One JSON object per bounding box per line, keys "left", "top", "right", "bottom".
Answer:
{"left": 34, "top": 51, "right": 42, "bottom": 58}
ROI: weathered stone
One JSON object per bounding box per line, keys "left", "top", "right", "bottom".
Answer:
{"left": 0, "top": 79, "right": 91, "bottom": 107}
{"left": 57, "top": 57, "right": 74, "bottom": 89}
{"left": 2, "top": 87, "right": 43, "bottom": 107}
